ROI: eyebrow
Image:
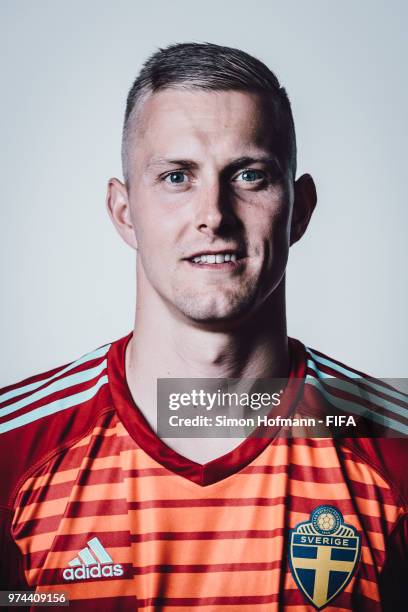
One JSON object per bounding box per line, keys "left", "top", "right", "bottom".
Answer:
{"left": 144, "top": 155, "right": 281, "bottom": 174}
{"left": 226, "top": 156, "right": 282, "bottom": 174}
{"left": 144, "top": 157, "right": 199, "bottom": 172}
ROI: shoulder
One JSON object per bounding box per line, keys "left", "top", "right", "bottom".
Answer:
{"left": 0, "top": 340, "right": 115, "bottom": 508}
{"left": 302, "top": 343, "right": 408, "bottom": 508}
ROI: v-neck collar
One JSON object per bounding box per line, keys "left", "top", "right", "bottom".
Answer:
{"left": 108, "top": 332, "right": 307, "bottom": 487}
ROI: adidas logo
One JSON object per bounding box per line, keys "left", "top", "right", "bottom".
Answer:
{"left": 62, "top": 537, "right": 124, "bottom": 581}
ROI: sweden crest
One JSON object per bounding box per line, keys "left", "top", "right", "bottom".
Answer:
{"left": 289, "top": 505, "right": 360, "bottom": 609}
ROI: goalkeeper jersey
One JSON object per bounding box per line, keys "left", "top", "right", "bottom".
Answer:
{"left": 0, "top": 333, "right": 407, "bottom": 611}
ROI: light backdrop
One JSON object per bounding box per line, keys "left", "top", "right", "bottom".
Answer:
{"left": 1, "top": 0, "right": 406, "bottom": 384}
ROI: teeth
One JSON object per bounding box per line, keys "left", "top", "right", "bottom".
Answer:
{"left": 191, "top": 253, "right": 238, "bottom": 264}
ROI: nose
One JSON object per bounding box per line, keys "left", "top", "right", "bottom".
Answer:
{"left": 195, "top": 180, "right": 235, "bottom": 237}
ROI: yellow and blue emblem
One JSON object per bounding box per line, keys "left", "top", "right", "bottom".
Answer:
{"left": 289, "top": 505, "right": 361, "bottom": 609}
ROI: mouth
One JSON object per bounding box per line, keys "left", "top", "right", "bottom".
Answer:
{"left": 185, "top": 250, "right": 246, "bottom": 269}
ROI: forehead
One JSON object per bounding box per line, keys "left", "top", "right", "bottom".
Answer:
{"left": 130, "top": 89, "right": 281, "bottom": 165}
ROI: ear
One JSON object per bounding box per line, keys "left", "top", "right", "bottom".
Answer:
{"left": 290, "top": 173, "right": 317, "bottom": 246}
{"left": 106, "top": 178, "right": 138, "bottom": 250}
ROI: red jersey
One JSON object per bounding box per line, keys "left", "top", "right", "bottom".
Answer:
{"left": 0, "top": 334, "right": 407, "bottom": 611}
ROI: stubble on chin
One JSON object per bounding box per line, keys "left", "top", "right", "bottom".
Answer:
{"left": 170, "top": 278, "right": 260, "bottom": 324}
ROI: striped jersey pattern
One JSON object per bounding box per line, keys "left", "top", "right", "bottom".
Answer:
{"left": 0, "top": 334, "right": 407, "bottom": 611}
{"left": 0, "top": 344, "right": 110, "bottom": 435}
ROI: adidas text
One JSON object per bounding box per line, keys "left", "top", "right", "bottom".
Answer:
{"left": 63, "top": 563, "right": 124, "bottom": 581}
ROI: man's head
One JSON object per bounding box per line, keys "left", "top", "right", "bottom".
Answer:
{"left": 121, "top": 42, "right": 297, "bottom": 186}
{"left": 107, "top": 43, "right": 316, "bottom": 327}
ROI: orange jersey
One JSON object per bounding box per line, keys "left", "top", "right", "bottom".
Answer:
{"left": 1, "top": 334, "right": 407, "bottom": 611}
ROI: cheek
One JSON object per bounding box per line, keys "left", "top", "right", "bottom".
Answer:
{"left": 271, "top": 208, "right": 292, "bottom": 245}
{"left": 246, "top": 203, "right": 291, "bottom": 251}
{"left": 131, "top": 205, "right": 165, "bottom": 253}
{"left": 132, "top": 192, "right": 189, "bottom": 250}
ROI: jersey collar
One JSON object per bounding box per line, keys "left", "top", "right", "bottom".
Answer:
{"left": 108, "top": 332, "right": 307, "bottom": 486}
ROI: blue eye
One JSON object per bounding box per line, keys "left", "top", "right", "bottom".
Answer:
{"left": 239, "top": 170, "right": 264, "bottom": 182}
{"left": 165, "top": 172, "right": 187, "bottom": 184}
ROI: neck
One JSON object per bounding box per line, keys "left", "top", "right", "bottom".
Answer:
{"left": 127, "top": 277, "right": 289, "bottom": 382}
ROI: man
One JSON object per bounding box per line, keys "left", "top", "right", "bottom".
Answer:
{"left": 0, "top": 42, "right": 407, "bottom": 611}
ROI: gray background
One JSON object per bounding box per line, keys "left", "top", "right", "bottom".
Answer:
{"left": 1, "top": 0, "right": 406, "bottom": 385}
